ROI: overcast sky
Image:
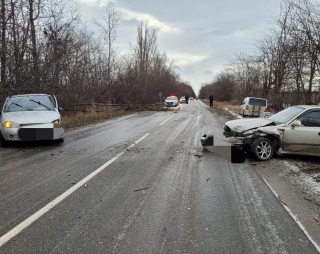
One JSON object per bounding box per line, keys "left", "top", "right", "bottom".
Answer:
{"left": 74, "top": 0, "right": 281, "bottom": 94}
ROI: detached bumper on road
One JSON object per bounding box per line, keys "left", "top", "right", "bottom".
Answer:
{"left": 201, "top": 132, "right": 246, "bottom": 163}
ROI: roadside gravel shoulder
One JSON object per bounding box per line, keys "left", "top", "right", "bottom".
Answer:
{"left": 205, "top": 101, "right": 320, "bottom": 247}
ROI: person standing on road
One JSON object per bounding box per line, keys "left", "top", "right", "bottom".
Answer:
{"left": 209, "top": 95, "right": 214, "bottom": 108}
{"left": 185, "top": 95, "right": 189, "bottom": 104}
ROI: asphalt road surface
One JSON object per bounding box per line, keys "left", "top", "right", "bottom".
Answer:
{"left": 0, "top": 100, "right": 319, "bottom": 254}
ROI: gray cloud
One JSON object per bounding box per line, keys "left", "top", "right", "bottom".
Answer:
{"left": 203, "top": 70, "right": 213, "bottom": 75}
{"left": 76, "top": 0, "right": 280, "bottom": 94}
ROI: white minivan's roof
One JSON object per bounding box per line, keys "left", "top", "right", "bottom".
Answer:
{"left": 244, "top": 97, "right": 267, "bottom": 100}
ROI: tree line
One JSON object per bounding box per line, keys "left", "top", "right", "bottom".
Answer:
{"left": 199, "top": 0, "right": 320, "bottom": 110}
{"left": 0, "top": 1, "right": 195, "bottom": 110}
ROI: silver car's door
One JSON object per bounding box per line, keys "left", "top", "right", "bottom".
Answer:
{"left": 282, "top": 110, "right": 320, "bottom": 155}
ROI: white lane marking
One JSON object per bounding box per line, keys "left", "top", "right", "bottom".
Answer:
{"left": 257, "top": 171, "right": 320, "bottom": 253}
{"left": 159, "top": 114, "right": 175, "bottom": 126}
{"left": 0, "top": 133, "right": 150, "bottom": 248}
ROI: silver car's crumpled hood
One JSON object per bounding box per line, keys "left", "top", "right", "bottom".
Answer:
{"left": 226, "top": 118, "right": 274, "bottom": 133}
{"left": 2, "top": 110, "right": 60, "bottom": 125}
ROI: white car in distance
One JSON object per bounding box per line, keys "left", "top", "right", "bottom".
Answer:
{"left": 165, "top": 96, "right": 179, "bottom": 107}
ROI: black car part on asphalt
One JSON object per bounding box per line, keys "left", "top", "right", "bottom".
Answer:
{"left": 201, "top": 133, "right": 246, "bottom": 163}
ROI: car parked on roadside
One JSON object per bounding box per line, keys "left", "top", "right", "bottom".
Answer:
{"left": 165, "top": 96, "right": 179, "bottom": 107}
{"left": 180, "top": 96, "right": 187, "bottom": 104}
{"left": 239, "top": 97, "right": 267, "bottom": 117}
{"left": 221, "top": 105, "right": 320, "bottom": 161}
{"left": 0, "top": 94, "right": 64, "bottom": 146}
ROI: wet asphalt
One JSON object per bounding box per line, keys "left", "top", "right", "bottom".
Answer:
{"left": 0, "top": 100, "right": 319, "bottom": 254}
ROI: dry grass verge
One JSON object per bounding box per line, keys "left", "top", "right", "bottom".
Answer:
{"left": 61, "top": 103, "right": 168, "bottom": 130}
{"left": 61, "top": 109, "right": 128, "bottom": 129}
{"left": 202, "top": 99, "right": 239, "bottom": 120}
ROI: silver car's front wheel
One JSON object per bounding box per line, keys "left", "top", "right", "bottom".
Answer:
{"left": 251, "top": 137, "right": 274, "bottom": 161}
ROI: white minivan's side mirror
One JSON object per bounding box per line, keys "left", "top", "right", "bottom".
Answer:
{"left": 291, "top": 120, "right": 301, "bottom": 127}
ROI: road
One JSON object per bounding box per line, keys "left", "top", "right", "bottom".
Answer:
{"left": 0, "top": 100, "right": 319, "bottom": 254}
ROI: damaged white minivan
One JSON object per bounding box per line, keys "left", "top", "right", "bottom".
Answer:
{"left": 222, "top": 105, "right": 320, "bottom": 161}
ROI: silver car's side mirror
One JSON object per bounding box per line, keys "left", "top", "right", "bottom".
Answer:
{"left": 291, "top": 120, "right": 301, "bottom": 127}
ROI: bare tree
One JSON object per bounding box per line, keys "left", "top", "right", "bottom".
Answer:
{"left": 28, "top": 0, "right": 44, "bottom": 86}
{"left": 135, "top": 22, "right": 158, "bottom": 102}
{"left": 94, "top": 2, "right": 121, "bottom": 102}
{"left": 0, "top": 0, "right": 9, "bottom": 99}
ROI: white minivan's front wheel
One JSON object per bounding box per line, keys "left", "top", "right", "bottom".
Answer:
{"left": 251, "top": 137, "right": 274, "bottom": 161}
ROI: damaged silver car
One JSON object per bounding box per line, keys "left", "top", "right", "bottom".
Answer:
{"left": 222, "top": 105, "right": 320, "bottom": 161}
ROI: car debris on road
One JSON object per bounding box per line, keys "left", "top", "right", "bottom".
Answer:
{"left": 201, "top": 132, "right": 246, "bottom": 163}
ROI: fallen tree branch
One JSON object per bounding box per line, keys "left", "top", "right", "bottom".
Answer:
{"left": 133, "top": 186, "right": 150, "bottom": 192}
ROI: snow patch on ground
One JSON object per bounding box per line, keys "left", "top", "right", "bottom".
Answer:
{"left": 223, "top": 108, "right": 243, "bottom": 119}
{"left": 300, "top": 174, "right": 320, "bottom": 193}
{"left": 282, "top": 160, "right": 300, "bottom": 173}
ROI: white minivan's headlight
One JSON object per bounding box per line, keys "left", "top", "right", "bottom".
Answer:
{"left": 4, "top": 121, "right": 20, "bottom": 128}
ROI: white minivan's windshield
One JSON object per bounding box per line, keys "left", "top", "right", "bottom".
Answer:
{"left": 269, "top": 106, "right": 305, "bottom": 124}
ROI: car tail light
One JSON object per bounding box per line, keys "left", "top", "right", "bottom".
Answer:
{"left": 264, "top": 108, "right": 267, "bottom": 112}
{"left": 246, "top": 105, "right": 249, "bottom": 110}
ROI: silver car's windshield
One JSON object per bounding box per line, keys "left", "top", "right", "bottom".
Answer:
{"left": 269, "top": 106, "right": 305, "bottom": 124}
{"left": 4, "top": 95, "right": 55, "bottom": 112}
